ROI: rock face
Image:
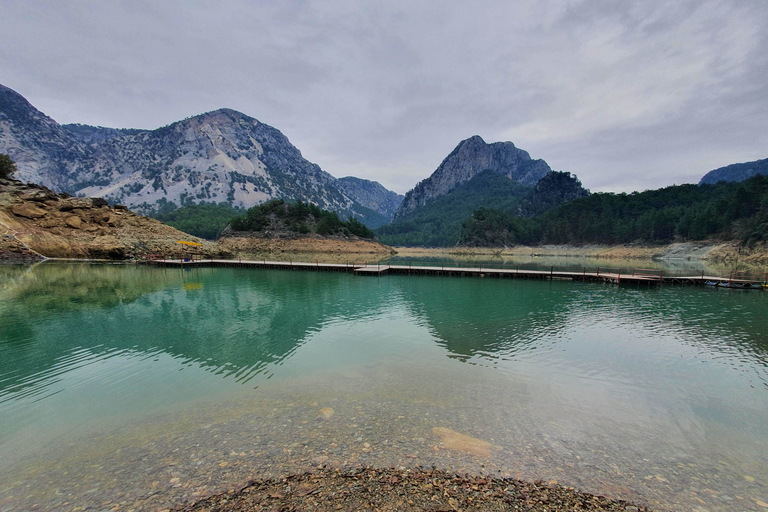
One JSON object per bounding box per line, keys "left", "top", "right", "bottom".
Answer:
{"left": 699, "top": 157, "right": 768, "bottom": 185}
{"left": 393, "top": 135, "right": 551, "bottom": 221}
{"left": 0, "top": 178, "right": 229, "bottom": 259}
{"left": 336, "top": 176, "right": 404, "bottom": 224}
{"left": 62, "top": 123, "right": 144, "bottom": 144}
{"left": 0, "top": 83, "right": 91, "bottom": 190}
{"left": 0, "top": 83, "right": 398, "bottom": 226}
{"left": 517, "top": 171, "right": 590, "bottom": 217}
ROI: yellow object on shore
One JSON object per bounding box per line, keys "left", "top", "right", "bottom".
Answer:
{"left": 177, "top": 241, "right": 202, "bottom": 246}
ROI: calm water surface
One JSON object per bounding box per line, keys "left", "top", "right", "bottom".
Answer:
{"left": 1, "top": 262, "right": 768, "bottom": 511}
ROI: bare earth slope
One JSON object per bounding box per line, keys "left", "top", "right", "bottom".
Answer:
{"left": 217, "top": 232, "right": 395, "bottom": 256}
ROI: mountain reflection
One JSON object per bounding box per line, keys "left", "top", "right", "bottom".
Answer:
{"left": 0, "top": 264, "right": 398, "bottom": 400}
{"left": 2, "top": 264, "right": 768, "bottom": 406}
{"left": 394, "top": 277, "right": 571, "bottom": 362}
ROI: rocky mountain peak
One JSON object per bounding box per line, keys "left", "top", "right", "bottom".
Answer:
{"left": 0, "top": 84, "right": 90, "bottom": 190}
{"left": 0, "top": 83, "right": 401, "bottom": 228}
{"left": 393, "top": 136, "right": 551, "bottom": 220}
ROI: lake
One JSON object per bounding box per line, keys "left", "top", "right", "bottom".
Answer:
{"left": 1, "top": 262, "right": 767, "bottom": 511}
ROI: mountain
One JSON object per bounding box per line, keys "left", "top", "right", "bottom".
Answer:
{"left": 517, "top": 171, "right": 590, "bottom": 217}
{"left": 377, "top": 136, "right": 556, "bottom": 246}
{"left": 699, "top": 158, "right": 768, "bottom": 185}
{"left": 377, "top": 170, "right": 533, "bottom": 246}
{"left": 0, "top": 83, "right": 91, "bottom": 189}
{"left": 393, "top": 135, "right": 551, "bottom": 221}
{"left": 336, "top": 176, "right": 403, "bottom": 221}
{"left": 0, "top": 83, "right": 398, "bottom": 227}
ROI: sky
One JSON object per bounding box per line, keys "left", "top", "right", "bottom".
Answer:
{"left": 2, "top": 0, "right": 767, "bottom": 195}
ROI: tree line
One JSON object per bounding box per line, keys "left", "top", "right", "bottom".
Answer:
{"left": 229, "top": 199, "right": 375, "bottom": 239}
{"left": 459, "top": 176, "right": 768, "bottom": 246}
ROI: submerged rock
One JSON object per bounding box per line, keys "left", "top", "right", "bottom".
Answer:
{"left": 432, "top": 427, "right": 492, "bottom": 457}
{"left": 317, "top": 407, "right": 335, "bottom": 421}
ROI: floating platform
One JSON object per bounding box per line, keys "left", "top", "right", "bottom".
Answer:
{"left": 141, "top": 258, "right": 766, "bottom": 290}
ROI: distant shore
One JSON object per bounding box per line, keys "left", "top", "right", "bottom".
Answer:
{"left": 393, "top": 242, "right": 768, "bottom": 267}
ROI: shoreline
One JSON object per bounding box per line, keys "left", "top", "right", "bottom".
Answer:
{"left": 176, "top": 467, "right": 651, "bottom": 511}
{"left": 393, "top": 242, "right": 768, "bottom": 267}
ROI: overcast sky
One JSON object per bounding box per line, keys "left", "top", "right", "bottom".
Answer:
{"left": 2, "top": 0, "right": 767, "bottom": 194}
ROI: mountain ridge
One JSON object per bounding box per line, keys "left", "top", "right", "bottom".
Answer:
{"left": 699, "top": 157, "right": 768, "bottom": 185}
{"left": 0, "top": 84, "right": 401, "bottom": 227}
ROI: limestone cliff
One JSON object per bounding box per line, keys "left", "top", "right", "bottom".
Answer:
{"left": 393, "top": 136, "right": 551, "bottom": 221}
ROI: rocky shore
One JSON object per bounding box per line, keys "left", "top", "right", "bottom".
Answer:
{"left": 177, "top": 467, "right": 650, "bottom": 512}
{"left": 0, "top": 179, "right": 394, "bottom": 262}
{"left": 0, "top": 178, "right": 232, "bottom": 260}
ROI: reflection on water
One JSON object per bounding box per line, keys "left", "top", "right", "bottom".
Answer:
{"left": 383, "top": 251, "right": 763, "bottom": 274}
{"left": 1, "top": 263, "right": 768, "bottom": 511}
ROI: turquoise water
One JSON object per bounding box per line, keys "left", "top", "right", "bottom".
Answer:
{"left": 1, "top": 262, "right": 768, "bottom": 511}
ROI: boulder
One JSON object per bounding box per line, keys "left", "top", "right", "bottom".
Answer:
{"left": 59, "top": 198, "right": 92, "bottom": 211}
{"left": 18, "top": 190, "right": 58, "bottom": 202}
{"left": 65, "top": 216, "right": 82, "bottom": 229}
{"left": 11, "top": 203, "right": 47, "bottom": 219}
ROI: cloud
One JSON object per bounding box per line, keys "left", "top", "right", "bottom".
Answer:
{"left": 1, "top": 0, "right": 766, "bottom": 194}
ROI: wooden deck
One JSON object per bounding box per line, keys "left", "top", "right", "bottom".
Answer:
{"left": 141, "top": 258, "right": 767, "bottom": 289}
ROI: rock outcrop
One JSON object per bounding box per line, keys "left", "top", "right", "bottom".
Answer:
{"left": 0, "top": 178, "right": 230, "bottom": 259}
{"left": 393, "top": 135, "right": 551, "bottom": 220}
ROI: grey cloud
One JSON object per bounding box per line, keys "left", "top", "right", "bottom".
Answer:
{"left": 1, "top": 0, "right": 766, "bottom": 194}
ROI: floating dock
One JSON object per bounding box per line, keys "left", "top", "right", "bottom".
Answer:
{"left": 141, "top": 257, "right": 766, "bottom": 289}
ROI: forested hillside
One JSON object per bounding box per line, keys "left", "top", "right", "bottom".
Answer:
{"left": 459, "top": 176, "right": 768, "bottom": 247}
{"left": 376, "top": 170, "right": 532, "bottom": 246}
{"left": 228, "top": 199, "right": 375, "bottom": 239}
{"left": 153, "top": 202, "right": 244, "bottom": 240}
